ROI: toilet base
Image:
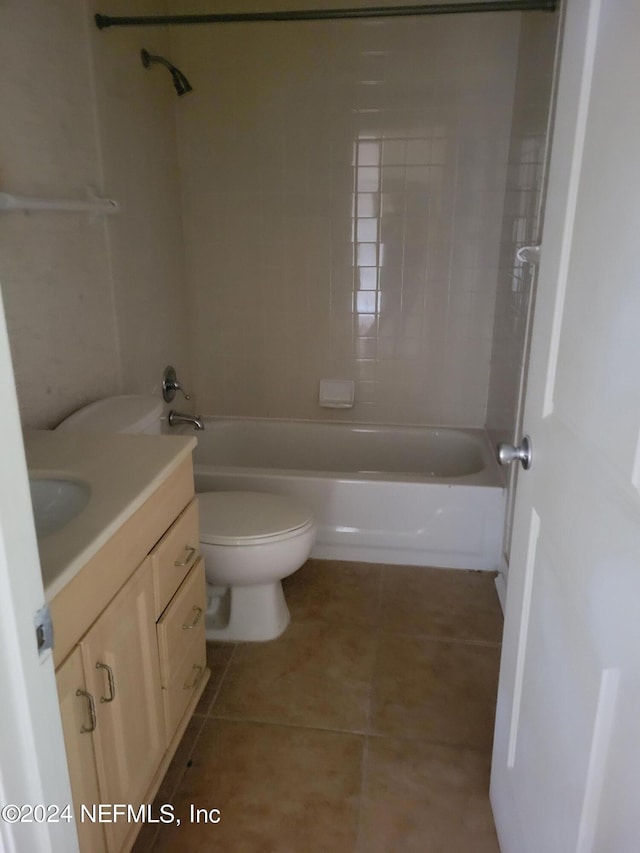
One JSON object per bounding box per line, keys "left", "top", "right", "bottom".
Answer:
{"left": 205, "top": 581, "right": 290, "bottom": 642}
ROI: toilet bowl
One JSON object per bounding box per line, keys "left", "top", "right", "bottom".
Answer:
{"left": 199, "top": 491, "right": 316, "bottom": 641}
{"left": 55, "top": 395, "right": 316, "bottom": 642}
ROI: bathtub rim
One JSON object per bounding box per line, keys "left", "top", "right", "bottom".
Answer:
{"left": 180, "top": 416, "right": 505, "bottom": 488}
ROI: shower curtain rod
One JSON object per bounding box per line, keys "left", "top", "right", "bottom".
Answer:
{"left": 95, "top": 1, "right": 556, "bottom": 29}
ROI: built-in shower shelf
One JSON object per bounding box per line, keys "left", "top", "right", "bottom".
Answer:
{"left": 0, "top": 190, "right": 119, "bottom": 215}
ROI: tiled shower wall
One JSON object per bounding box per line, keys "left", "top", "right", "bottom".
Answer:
{"left": 174, "top": 9, "right": 522, "bottom": 426}
{"left": 88, "top": 0, "right": 193, "bottom": 410}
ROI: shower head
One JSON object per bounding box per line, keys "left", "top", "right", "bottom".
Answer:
{"left": 169, "top": 66, "right": 192, "bottom": 96}
{"left": 140, "top": 49, "right": 192, "bottom": 96}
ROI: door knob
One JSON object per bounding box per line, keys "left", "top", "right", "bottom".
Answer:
{"left": 496, "top": 435, "right": 532, "bottom": 470}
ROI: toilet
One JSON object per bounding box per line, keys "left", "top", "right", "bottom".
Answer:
{"left": 199, "top": 491, "right": 315, "bottom": 641}
{"left": 56, "top": 395, "right": 316, "bottom": 641}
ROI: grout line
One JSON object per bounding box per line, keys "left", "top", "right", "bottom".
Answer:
{"left": 141, "top": 643, "right": 241, "bottom": 849}
{"left": 355, "top": 735, "right": 370, "bottom": 853}
{"left": 137, "top": 823, "right": 161, "bottom": 853}
{"left": 206, "top": 713, "right": 371, "bottom": 739}
{"left": 165, "top": 714, "right": 207, "bottom": 798}
{"left": 203, "top": 642, "right": 238, "bottom": 718}
{"left": 364, "top": 563, "right": 386, "bottom": 738}
{"left": 380, "top": 630, "right": 502, "bottom": 649}
{"left": 376, "top": 564, "right": 385, "bottom": 616}
{"left": 364, "top": 728, "right": 496, "bottom": 755}
{"left": 137, "top": 819, "right": 161, "bottom": 852}
{"left": 163, "top": 646, "right": 239, "bottom": 799}
{"left": 201, "top": 711, "right": 495, "bottom": 755}
{"left": 137, "top": 712, "right": 209, "bottom": 853}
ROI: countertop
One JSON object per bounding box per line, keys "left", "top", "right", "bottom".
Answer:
{"left": 24, "top": 430, "right": 197, "bottom": 601}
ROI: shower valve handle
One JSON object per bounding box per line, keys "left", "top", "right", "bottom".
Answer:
{"left": 162, "top": 365, "right": 190, "bottom": 402}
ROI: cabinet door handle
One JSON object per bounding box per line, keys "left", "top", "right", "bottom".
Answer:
{"left": 76, "top": 689, "right": 97, "bottom": 733}
{"left": 96, "top": 662, "right": 116, "bottom": 703}
{"left": 174, "top": 546, "right": 197, "bottom": 568}
{"left": 182, "top": 606, "right": 204, "bottom": 630}
{"left": 183, "top": 664, "right": 204, "bottom": 691}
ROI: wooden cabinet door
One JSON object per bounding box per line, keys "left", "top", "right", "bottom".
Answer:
{"left": 81, "top": 557, "right": 165, "bottom": 853}
{"left": 56, "top": 647, "right": 107, "bottom": 853}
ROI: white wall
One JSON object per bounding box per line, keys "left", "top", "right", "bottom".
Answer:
{"left": 0, "top": 0, "right": 121, "bottom": 429}
{"left": 0, "top": 0, "right": 191, "bottom": 429}
{"left": 172, "top": 5, "right": 520, "bottom": 426}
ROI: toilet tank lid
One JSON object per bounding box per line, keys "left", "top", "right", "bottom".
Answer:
{"left": 199, "top": 491, "right": 314, "bottom": 543}
{"left": 56, "top": 395, "right": 163, "bottom": 434}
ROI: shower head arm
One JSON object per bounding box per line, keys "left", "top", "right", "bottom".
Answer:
{"left": 141, "top": 48, "right": 174, "bottom": 72}
{"left": 140, "top": 49, "right": 193, "bottom": 95}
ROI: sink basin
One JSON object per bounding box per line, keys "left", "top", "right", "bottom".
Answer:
{"left": 29, "top": 477, "right": 91, "bottom": 539}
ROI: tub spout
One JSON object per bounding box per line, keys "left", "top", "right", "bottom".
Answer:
{"left": 168, "top": 410, "right": 204, "bottom": 430}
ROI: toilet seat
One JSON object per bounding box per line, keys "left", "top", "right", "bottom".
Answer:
{"left": 199, "top": 491, "right": 315, "bottom": 547}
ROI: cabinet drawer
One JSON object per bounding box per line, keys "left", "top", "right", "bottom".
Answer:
{"left": 157, "top": 558, "right": 207, "bottom": 688}
{"left": 163, "top": 635, "right": 208, "bottom": 740}
{"left": 152, "top": 497, "right": 200, "bottom": 617}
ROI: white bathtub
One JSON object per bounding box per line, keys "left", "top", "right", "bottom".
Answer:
{"left": 189, "top": 418, "right": 506, "bottom": 570}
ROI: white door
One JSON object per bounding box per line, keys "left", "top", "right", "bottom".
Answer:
{"left": 0, "top": 284, "right": 78, "bottom": 853}
{"left": 490, "top": 1, "right": 640, "bottom": 851}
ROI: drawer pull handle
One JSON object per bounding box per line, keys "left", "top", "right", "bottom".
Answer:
{"left": 175, "top": 546, "right": 197, "bottom": 568}
{"left": 96, "top": 662, "right": 116, "bottom": 703}
{"left": 76, "top": 689, "right": 97, "bottom": 733}
{"left": 183, "top": 664, "right": 204, "bottom": 691}
{"left": 183, "top": 606, "right": 204, "bottom": 630}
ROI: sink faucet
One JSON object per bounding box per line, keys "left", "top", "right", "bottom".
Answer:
{"left": 167, "top": 410, "right": 204, "bottom": 430}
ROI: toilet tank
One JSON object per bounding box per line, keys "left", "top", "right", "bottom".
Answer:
{"left": 55, "top": 395, "right": 163, "bottom": 435}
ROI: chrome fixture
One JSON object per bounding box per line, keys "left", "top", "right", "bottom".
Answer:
{"left": 76, "top": 689, "right": 97, "bottom": 733}
{"left": 140, "top": 49, "right": 192, "bottom": 96}
{"left": 174, "top": 546, "right": 197, "bottom": 568}
{"left": 34, "top": 604, "right": 54, "bottom": 655}
{"left": 497, "top": 435, "right": 532, "bottom": 470}
{"left": 182, "top": 606, "right": 204, "bottom": 630}
{"left": 516, "top": 245, "right": 542, "bottom": 264}
{"left": 168, "top": 410, "right": 204, "bottom": 431}
{"left": 96, "top": 662, "right": 116, "bottom": 703}
{"left": 162, "top": 365, "right": 190, "bottom": 402}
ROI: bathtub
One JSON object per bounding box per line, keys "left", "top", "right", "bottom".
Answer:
{"left": 189, "top": 418, "right": 506, "bottom": 571}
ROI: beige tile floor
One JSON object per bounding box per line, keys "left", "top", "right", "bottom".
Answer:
{"left": 133, "top": 560, "right": 503, "bottom": 852}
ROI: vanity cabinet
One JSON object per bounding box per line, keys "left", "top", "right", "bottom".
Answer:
{"left": 57, "top": 559, "right": 163, "bottom": 853}
{"left": 53, "top": 456, "right": 208, "bottom": 853}
{"left": 56, "top": 647, "right": 108, "bottom": 853}
{"left": 81, "top": 557, "right": 165, "bottom": 853}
